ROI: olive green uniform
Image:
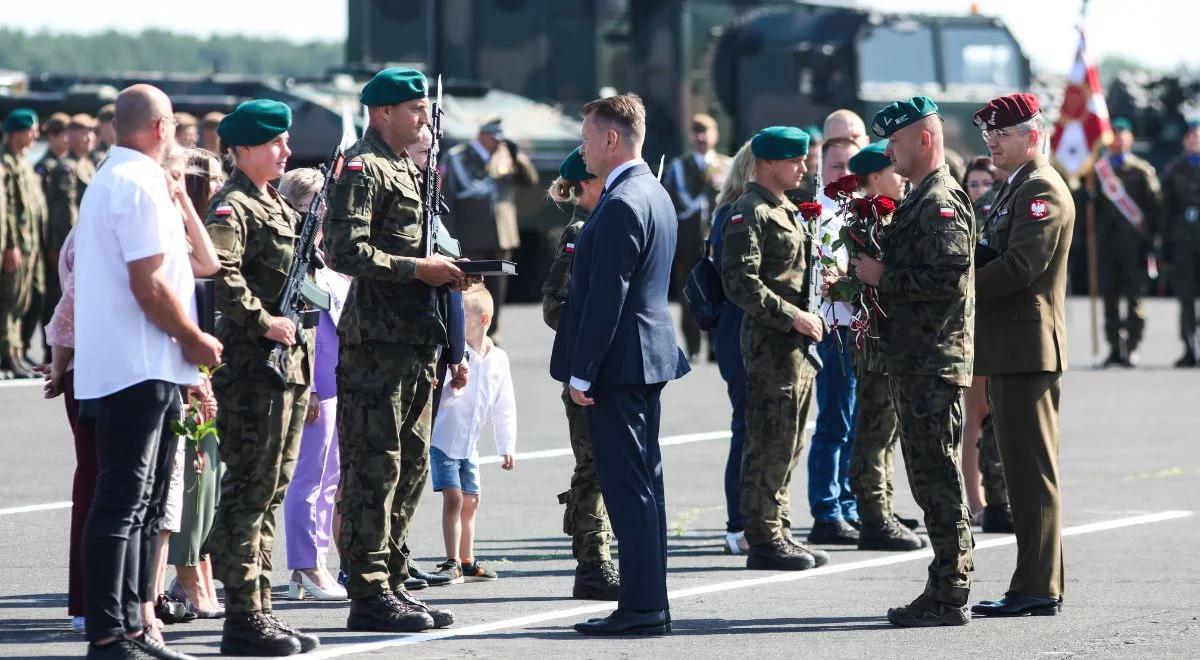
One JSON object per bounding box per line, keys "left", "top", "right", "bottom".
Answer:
{"left": 323, "top": 128, "right": 444, "bottom": 600}
{"left": 203, "top": 168, "right": 313, "bottom": 613}
{"left": 1095, "top": 153, "right": 1161, "bottom": 353}
{"left": 976, "top": 155, "right": 1075, "bottom": 599}
{"left": 0, "top": 144, "right": 47, "bottom": 357}
{"left": 541, "top": 208, "right": 614, "bottom": 564}
{"left": 1161, "top": 154, "right": 1200, "bottom": 351}
{"left": 876, "top": 164, "right": 975, "bottom": 606}
{"left": 847, "top": 345, "right": 899, "bottom": 526}
{"left": 970, "top": 186, "right": 1008, "bottom": 507}
{"left": 720, "top": 182, "right": 818, "bottom": 546}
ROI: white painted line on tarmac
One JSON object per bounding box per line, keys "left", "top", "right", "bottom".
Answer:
{"left": 303, "top": 509, "right": 1194, "bottom": 658}
{"left": 0, "top": 378, "right": 41, "bottom": 388}
{"left": 0, "top": 501, "right": 72, "bottom": 516}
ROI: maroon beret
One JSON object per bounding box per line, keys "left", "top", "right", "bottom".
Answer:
{"left": 973, "top": 93, "right": 1041, "bottom": 130}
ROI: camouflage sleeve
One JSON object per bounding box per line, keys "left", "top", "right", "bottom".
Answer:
{"left": 44, "top": 166, "right": 77, "bottom": 254}
{"left": 541, "top": 220, "right": 581, "bottom": 330}
{"left": 322, "top": 162, "right": 419, "bottom": 282}
{"left": 205, "top": 203, "right": 274, "bottom": 338}
{"left": 2, "top": 166, "right": 14, "bottom": 250}
{"left": 719, "top": 204, "right": 801, "bottom": 333}
{"left": 878, "top": 195, "right": 972, "bottom": 302}
{"left": 975, "top": 177, "right": 1068, "bottom": 301}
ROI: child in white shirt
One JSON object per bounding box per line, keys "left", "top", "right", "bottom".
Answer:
{"left": 429, "top": 283, "right": 517, "bottom": 583}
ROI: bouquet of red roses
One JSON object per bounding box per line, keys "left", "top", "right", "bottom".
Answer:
{"left": 822, "top": 174, "right": 897, "bottom": 349}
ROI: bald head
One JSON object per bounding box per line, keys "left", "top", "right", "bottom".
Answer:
{"left": 823, "top": 109, "right": 867, "bottom": 147}
{"left": 884, "top": 114, "right": 944, "bottom": 182}
{"left": 115, "top": 84, "right": 174, "bottom": 161}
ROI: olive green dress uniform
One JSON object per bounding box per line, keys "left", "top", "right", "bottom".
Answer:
{"left": 203, "top": 167, "right": 313, "bottom": 614}
{"left": 720, "top": 181, "right": 817, "bottom": 546}
{"left": 1, "top": 142, "right": 47, "bottom": 358}
{"left": 876, "top": 164, "right": 976, "bottom": 606}
{"left": 323, "top": 126, "right": 444, "bottom": 600}
{"left": 1161, "top": 153, "right": 1200, "bottom": 355}
{"left": 975, "top": 155, "right": 1075, "bottom": 599}
{"left": 542, "top": 208, "right": 614, "bottom": 565}
{"left": 1095, "top": 152, "right": 1162, "bottom": 354}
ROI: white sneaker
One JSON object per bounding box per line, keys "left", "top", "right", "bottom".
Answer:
{"left": 724, "top": 531, "right": 749, "bottom": 555}
{"left": 70, "top": 616, "right": 85, "bottom": 633}
{"left": 288, "top": 571, "right": 349, "bottom": 600}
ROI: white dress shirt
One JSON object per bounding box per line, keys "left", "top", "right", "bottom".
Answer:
{"left": 569, "top": 157, "right": 646, "bottom": 394}
{"left": 432, "top": 339, "right": 517, "bottom": 460}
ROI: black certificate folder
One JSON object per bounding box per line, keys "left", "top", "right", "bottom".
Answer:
{"left": 458, "top": 260, "right": 518, "bottom": 276}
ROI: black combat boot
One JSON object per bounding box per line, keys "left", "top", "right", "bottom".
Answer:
{"left": 981, "top": 503, "right": 1014, "bottom": 533}
{"left": 393, "top": 588, "right": 455, "bottom": 628}
{"left": 784, "top": 534, "right": 830, "bottom": 567}
{"left": 261, "top": 610, "right": 319, "bottom": 653}
{"left": 807, "top": 519, "right": 860, "bottom": 545}
{"left": 572, "top": 560, "right": 620, "bottom": 600}
{"left": 747, "top": 538, "right": 817, "bottom": 571}
{"left": 887, "top": 594, "right": 969, "bottom": 627}
{"left": 347, "top": 591, "right": 434, "bottom": 633}
{"left": 894, "top": 513, "right": 921, "bottom": 530}
{"left": 220, "top": 611, "right": 302, "bottom": 657}
{"left": 1175, "top": 343, "right": 1198, "bottom": 367}
{"left": 858, "top": 517, "right": 929, "bottom": 551}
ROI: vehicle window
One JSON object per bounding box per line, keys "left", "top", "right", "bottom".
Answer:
{"left": 942, "top": 26, "right": 1021, "bottom": 87}
{"left": 858, "top": 23, "right": 937, "bottom": 86}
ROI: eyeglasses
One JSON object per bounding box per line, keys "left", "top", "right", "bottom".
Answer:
{"left": 981, "top": 127, "right": 1029, "bottom": 143}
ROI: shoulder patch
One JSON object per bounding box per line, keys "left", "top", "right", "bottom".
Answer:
{"left": 730, "top": 213, "right": 744, "bottom": 224}
{"left": 1029, "top": 199, "right": 1049, "bottom": 220}
{"left": 939, "top": 206, "right": 954, "bottom": 218}
{"left": 564, "top": 242, "right": 575, "bottom": 254}
{"left": 346, "top": 157, "right": 364, "bottom": 172}
{"left": 214, "top": 204, "right": 234, "bottom": 218}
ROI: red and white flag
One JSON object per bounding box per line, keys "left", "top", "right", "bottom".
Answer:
{"left": 1051, "top": 27, "right": 1111, "bottom": 180}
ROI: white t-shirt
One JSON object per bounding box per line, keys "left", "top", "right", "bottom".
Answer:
{"left": 73, "top": 146, "right": 200, "bottom": 399}
{"left": 431, "top": 340, "right": 517, "bottom": 460}
{"left": 818, "top": 192, "right": 856, "bottom": 327}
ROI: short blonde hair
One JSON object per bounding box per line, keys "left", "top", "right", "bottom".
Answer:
{"left": 715, "top": 140, "right": 755, "bottom": 208}
{"left": 463, "top": 282, "right": 494, "bottom": 320}
{"left": 547, "top": 176, "right": 582, "bottom": 205}
{"left": 278, "top": 168, "right": 325, "bottom": 208}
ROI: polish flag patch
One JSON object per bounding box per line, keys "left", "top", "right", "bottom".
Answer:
{"left": 939, "top": 207, "right": 954, "bottom": 218}
{"left": 1030, "top": 199, "right": 1049, "bottom": 220}
{"left": 564, "top": 243, "right": 575, "bottom": 254}
{"left": 214, "top": 204, "right": 233, "bottom": 218}
{"left": 983, "top": 205, "right": 992, "bottom": 215}
{"left": 346, "top": 158, "right": 364, "bottom": 171}
{"left": 730, "top": 213, "right": 744, "bottom": 224}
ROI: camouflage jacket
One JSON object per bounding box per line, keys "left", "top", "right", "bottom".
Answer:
{"left": 876, "top": 164, "right": 974, "bottom": 386}
{"left": 205, "top": 168, "right": 312, "bottom": 385}
{"left": 322, "top": 127, "right": 443, "bottom": 347}
{"left": 541, "top": 206, "right": 587, "bottom": 330}
{"left": 972, "top": 184, "right": 999, "bottom": 236}
{"left": 35, "top": 150, "right": 79, "bottom": 256}
{"left": 1, "top": 145, "right": 47, "bottom": 254}
{"left": 67, "top": 151, "right": 96, "bottom": 204}
{"left": 1161, "top": 154, "right": 1200, "bottom": 242}
{"left": 720, "top": 182, "right": 807, "bottom": 334}
{"left": 1096, "top": 152, "right": 1162, "bottom": 240}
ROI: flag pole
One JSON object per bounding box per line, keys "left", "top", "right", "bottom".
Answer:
{"left": 1085, "top": 169, "right": 1100, "bottom": 358}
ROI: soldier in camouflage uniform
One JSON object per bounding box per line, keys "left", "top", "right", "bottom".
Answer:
{"left": 1, "top": 109, "right": 47, "bottom": 379}
{"left": 90, "top": 103, "right": 116, "bottom": 168}
{"left": 720, "top": 126, "right": 830, "bottom": 572}
{"left": 323, "top": 67, "right": 465, "bottom": 634}
{"left": 202, "top": 100, "right": 321, "bottom": 657}
{"left": 852, "top": 97, "right": 974, "bottom": 627}
{"left": 541, "top": 147, "right": 619, "bottom": 600}
{"left": 30, "top": 113, "right": 75, "bottom": 362}
{"left": 1161, "top": 119, "right": 1200, "bottom": 367}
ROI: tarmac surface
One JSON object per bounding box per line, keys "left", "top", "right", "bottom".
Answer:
{"left": 1, "top": 298, "right": 1198, "bottom": 658}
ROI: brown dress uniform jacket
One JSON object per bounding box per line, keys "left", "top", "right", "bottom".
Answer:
{"left": 975, "top": 156, "right": 1075, "bottom": 375}
{"left": 441, "top": 141, "right": 537, "bottom": 253}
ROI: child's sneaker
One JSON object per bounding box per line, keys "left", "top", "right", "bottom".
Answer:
{"left": 460, "top": 560, "right": 497, "bottom": 582}
{"left": 433, "top": 559, "right": 465, "bottom": 585}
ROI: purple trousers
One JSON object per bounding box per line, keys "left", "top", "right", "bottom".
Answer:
{"left": 283, "top": 397, "right": 340, "bottom": 569}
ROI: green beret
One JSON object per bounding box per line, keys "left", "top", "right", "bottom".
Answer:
{"left": 4, "top": 108, "right": 38, "bottom": 134}
{"left": 217, "top": 99, "right": 292, "bottom": 147}
{"left": 871, "top": 96, "right": 939, "bottom": 138}
{"left": 1187, "top": 119, "right": 1200, "bottom": 132}
{"left": 559, "top": 146, "right": 595, "bottom": 182}
{"left": 1111, "top": 117, "right": 1132, "bottom": 133}
{"left": 750, "top": 126, "right": 810, "bottom": 160}
{"left": 360, "top": 67, "right": 427, "bottom": 107}
{"left": 848, "top": 140, "right": 892, "bottom": 176}
{"left": 802, "top": 123, "right": 824, "bottom": 142}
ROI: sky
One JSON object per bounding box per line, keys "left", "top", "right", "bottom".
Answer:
{"left": 3, "top": 0, "right": 1195, "bottom": 75}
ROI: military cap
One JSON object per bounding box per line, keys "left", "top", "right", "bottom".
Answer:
{"left": 96, "top": 103, "right": 116, "bottom": 123}
{"left": 4, "top": 108, "right": 38, "bottom": 134}
{"left": 802, "top": 123, "right": 824, "bottom": 142}
{"left": 1111, "top": 117, "right": 1132, "bottom": 133}
{"left": 559, "top": 146, "right": 595, "bottom": 182}
{"left": 42, "top": 112, "right": 72, "bottom": 135}
{"left": 360, "top": 67, "right": 427, "bottom": 107}
{"left": 750, "top": 126, "right": 810, "bottom": 160}
{"left": 217, "top": 99, "right": 292, "bottom": 147}
{"left": 479, "top": 117, "right": 504, "bottom": 138}
{"left": 201, "top": 111, "right": 225, "bottom": 129}
{"left": 848, "top": 140, "right": 891, "bottom": 176}
{"left": 872, "top": 96, "right": 939, "bottom": 138}
{"left": 69, "top": 113, "right": 97, "bottom": 130}
{"left": 1187, "top": 119, "right": 1200, "bottom": 132}
{"left": 972, "top": 93, "right": 1040, "bottom": 130}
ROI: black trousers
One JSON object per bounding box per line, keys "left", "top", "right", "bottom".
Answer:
{"left": 586, "top": 381, "right": 669, "bottom": 612}
{"left": 83, "top": 379, "right": 181, "bottom": 641}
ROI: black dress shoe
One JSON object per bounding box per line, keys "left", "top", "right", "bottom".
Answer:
{"left": 87, "top": 638, "right": 154, "bottom": 659}
{"left": 573, "top": 560, "right": 620, "bottom": 601}
{"left": 393, "top": 588, "right": 454, "bottom": 628}
{"left": 409, "top": 561, "right": 453, "bottom": 587}
{"left": 807, "top": 519, "right": 860, "bottom": 545}
{"left": 574, "top": 609, "right": 669, "bottom": 636}
{"left": 131, "top": 630, "right": 195, "bottom": 660}
{"left": 1175, "top": 348, "right": 1198, "bottom": 368}
{"left": 981, "top": 503, "right": 1014, "bottom": 533}
{"left": 221, "top": 611, "right": 302, "bottom": 656}
{"left": 261, "top": 610, "right": 319, "bottom": 653}
{"left": 971, "top": 593, "right": 1061, "bottom": 617}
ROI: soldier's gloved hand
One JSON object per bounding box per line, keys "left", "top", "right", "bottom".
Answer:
{"left": 416, "top": 254, "right": 466, "bottom": 288}
{"left": 792, "top": 310, "right": 825, "bottom": 342}
{"left": 265, "top": 316, "right": 298, "bottom": 346}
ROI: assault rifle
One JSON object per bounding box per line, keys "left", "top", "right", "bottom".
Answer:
{"left": 803, "top": 166, "right": 825, "bottom": 371}
{"left": 422, "top": 76, "right": 465, "bottom": 364}
{"left": 265, "top": 147, "right": 344, "bottom": 387}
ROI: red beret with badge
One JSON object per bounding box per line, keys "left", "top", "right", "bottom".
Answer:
{"left": 973, "top": 93, "right": 1041, "bottom": 130}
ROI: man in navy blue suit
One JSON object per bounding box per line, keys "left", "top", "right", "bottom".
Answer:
{"left": 550, "top": 93, "right": 690, "bottom": 636}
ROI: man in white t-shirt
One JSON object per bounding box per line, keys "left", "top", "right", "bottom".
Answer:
{"left": 74, "top": 83, "right": 221, "bottom": 660}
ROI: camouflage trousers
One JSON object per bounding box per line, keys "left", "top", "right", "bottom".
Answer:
{"left": 889, "top": 374, "right": 973, "bottom": 606}
{"left": 557, "top": 385, "right": 613, "bottom": 563}
{"left": 206, "top": 376, "right": 308, "bottom": 613}
{"left": 336, "top": 341, "right": 437, "bottom": 600}
{"left": 0, "top": 248, "right": 36, "bottom": 353}
{"left": 848, "top": 366, "right": 899, "bottom": 525}
{"left": 739, "top": 321, "right": 818, "bottom": 546}
{"left": 979, "top": 413, "right": 1008, "bottom": 507}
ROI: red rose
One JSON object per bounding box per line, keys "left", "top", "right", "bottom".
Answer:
{"left": 837, "top": 174, "right": 860, "bottom": 194}
{"left": 852, "top": 197, "right": 874, "bottom": 217}
{"left": 822, "top": 181, "right": 842, "bottom": 200}
{"left": 797, "top": 201, "right": 823, "bottom": 220}
{"left": 872, "top": 195, "right": 897, "bottom": 216}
